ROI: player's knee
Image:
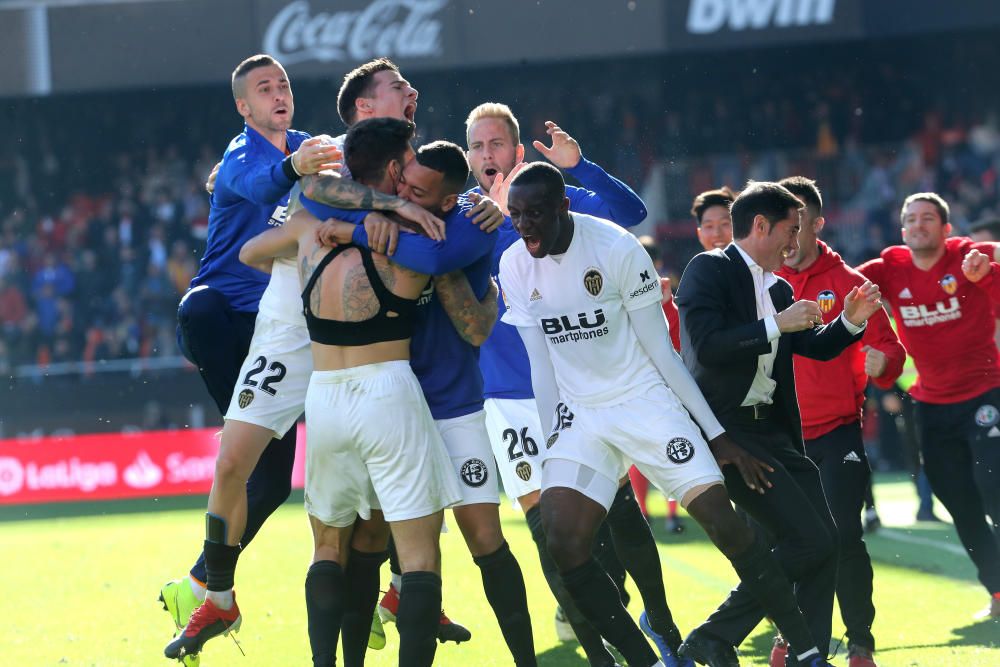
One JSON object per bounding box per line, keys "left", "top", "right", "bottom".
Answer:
{"left": 214, "top": 449, "right": 251, "bottom": 486}
{"left": 545, "top": 525, "right": 591, "bottom": 571}
{"left": 178, "top": 285, "right": 229, "bottom": 325}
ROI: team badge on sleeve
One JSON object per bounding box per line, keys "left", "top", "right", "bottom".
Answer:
{"left": 583, "top": 268, "right": 604, "bottom": 297}
{"left": 817, "top": 290, "right": 836, "bottom": 313}
{"left": 975, "top": 404, "right": 999, "bottom": 427}
{"left": 940, "top": 274, "right": 958, "bottom": 295}
{"left": 515, "top": 461, "right": 532, "bottom": 481}
{"left": 238, "top": 389, "right": 255, "bottom": 409}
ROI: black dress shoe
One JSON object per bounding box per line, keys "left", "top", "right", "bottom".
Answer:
{"left": 677, "top": 629, "right": 740, "bottom": 666}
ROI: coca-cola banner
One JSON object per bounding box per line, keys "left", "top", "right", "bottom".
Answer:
{"left": 38, "top": 0, "right": 665, "bottom": 95}
{"left": 0, "top": 425, "right": 308, "bottom": 505}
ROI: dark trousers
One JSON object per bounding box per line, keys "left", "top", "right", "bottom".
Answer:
{"left": 176, "top": 286, "right": 298, "bottom": 582}
{"left": 914, "top": 388, "right": 1000, "bottom": 594}
{"left": 805, "top": 421, "right": 876, "bottom": 650}
{"left": 698, "top": 417, "right": 837, "bottom": 655}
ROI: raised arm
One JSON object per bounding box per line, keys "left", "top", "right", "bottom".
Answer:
{"left": 532, "top": 120, "right": 647, "bottom": 227}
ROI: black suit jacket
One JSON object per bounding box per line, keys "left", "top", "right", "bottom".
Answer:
{"left": 674, "top": 244, "right": 863, "bottom": 453}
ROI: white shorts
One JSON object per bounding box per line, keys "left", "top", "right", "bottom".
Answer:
{"left": 436, "top": 410, "right": 501, "bottom": 506}
{"left": 542, "top": 383, "right": 724, "bottom": 511}
{"left": 304, "top": 361, "right": 462, "bottom": 527}
{"left": 225, "top": 314, "right": 312, "bottom": 439}
{"left": 484, "top": 398, "right": 544, "bottom": 500}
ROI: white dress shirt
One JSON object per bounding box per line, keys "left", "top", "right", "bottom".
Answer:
{"left": 733, "top": 243, "right": 865, "bottom": 407}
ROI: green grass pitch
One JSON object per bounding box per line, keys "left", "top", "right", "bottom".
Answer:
{"left": 3, "top": 474, "right": 997, "bottom": 666}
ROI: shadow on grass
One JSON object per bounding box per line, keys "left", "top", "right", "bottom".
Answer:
{"left": 877, "top": 617, "right": 1000, "bottom": 652}
{"left": 0, "top": 489, "right": 306, "bottom": 522}
{"left": 536, "top": 639, "right": 590, "bottom": 665}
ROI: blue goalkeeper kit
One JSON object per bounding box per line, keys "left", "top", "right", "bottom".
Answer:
{"left": 189, "top": 124, "right": 310, "bottom": 313}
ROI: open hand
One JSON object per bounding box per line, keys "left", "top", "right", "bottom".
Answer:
{"left": 844, "top": 280, "right": 882, "bottom": 327}
{"left": 532, "top": 121, "right": 582, "bottom": 169}
{"left": 292, "top": 135, "right": 342, "bottom": 175}
{"left": 708, "top": 434, "right": 773, "bottom": 494}
{"left": 466, "top": 192, "right": 505, "bottom": 232}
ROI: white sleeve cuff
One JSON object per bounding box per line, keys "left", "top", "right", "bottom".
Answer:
{"left": 764, "top": 315, "right": 780, "bottom": 341}
{"left": 839, "top": 312, "right": 867, "bottom": 335}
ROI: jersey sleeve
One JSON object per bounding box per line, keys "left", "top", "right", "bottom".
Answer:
{"left": 220, "top": 146, "right": 296, "bottom": 206}
{"left": 499, "top": 251, "right": 534, "bottom": 328}
{"left": 855, "top": 257, "right": 886, "bottom": 286}
{"left": 610, "top": 234, "right": 663, "bottom": 312}
{"left": 564, "top": 157, "right": 648, "bottom": 228}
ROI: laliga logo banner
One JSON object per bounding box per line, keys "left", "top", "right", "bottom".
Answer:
{"left": 263, "top": 0, "right": 447, "bottom": 66}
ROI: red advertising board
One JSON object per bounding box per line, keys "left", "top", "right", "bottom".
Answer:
{"left": 0, "top": 425, "right": 308, "bottom": 505}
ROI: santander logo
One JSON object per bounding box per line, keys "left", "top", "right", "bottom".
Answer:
{"left": 263, "top": 0, "right": 447, "bottom": 65}
{"left": 123, "top": 451, "right": 164, "bottom": 489}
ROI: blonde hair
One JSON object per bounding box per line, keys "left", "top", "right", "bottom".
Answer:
{"left": 465, "top": 102, "right": 520, "bottom": 146}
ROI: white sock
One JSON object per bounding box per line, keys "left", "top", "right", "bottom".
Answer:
{"left": 391, "top": 572, "right": 402, "bottom": 590}
{"left": 796, "top": 647, "right": 819, "bottom": 661}
{"left": 188, "top": 575, "right": 206, "bottom": 601}
{"left": 206, "top": 589, "right": 234, "bottom": 610}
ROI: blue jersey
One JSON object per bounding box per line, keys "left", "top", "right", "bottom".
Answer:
{"left": 478, "top": 156, "right": 648, "bottom": 399}
{"left": 299, "top": 194, "right": 496, "bottom": 419}
{"left": 190, "top": 124, "right": 310, "bottom": 312}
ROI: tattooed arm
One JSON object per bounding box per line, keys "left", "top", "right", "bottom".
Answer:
{"left": 301, "top": 173, "right": 445, "bottom": 239}
{"left": 435, "top": 271, "right": 499, "bottom": 347}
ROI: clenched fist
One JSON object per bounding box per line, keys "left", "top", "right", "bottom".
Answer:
{"left": 775, "top": 300, "right": 824, "bottom": 333}
{"left": 962, "top": 248, "right": 993, "bottom": 283}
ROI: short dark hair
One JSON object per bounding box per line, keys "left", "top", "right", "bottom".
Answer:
{"left": 969, "top": 217, "right": 1000, "bottom": 239}
{"left": 901, "top": 192, "right": 950, "bottom": 226}
{"left": 232, "top": 54, "right": 282, "bottom": 101}
{"left": 778, "top": 176, "right": 823, "bottom": 218}
{"left": 691, "top": 186, "right": 736, "bottom": 225}
{"left": 344, "top": 118, "right": 415, "bottom": 186}
{"left": 508, "top": 161, "right": 566, "bottom": 201}
{"left": 730, "top": 181, "right": 803, "bottom": 240}
{"left": 337, "top": 58, "right": 400, "bottom": 127}
{"left": 414, "top": 141, "right": 470, "bottom": 196}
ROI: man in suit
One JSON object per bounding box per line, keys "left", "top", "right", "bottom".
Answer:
{"left": 674, "top": 181, "right": 884, "bottom": 666}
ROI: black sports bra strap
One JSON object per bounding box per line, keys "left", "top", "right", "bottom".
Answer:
{"left": 301, "top": 244, "right": 352, "bottom": 305}
{"left": 358, "top": 245, "right": 395, "bottom": 306}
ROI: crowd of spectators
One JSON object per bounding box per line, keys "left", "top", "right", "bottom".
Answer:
{"left": 1, "top": 30, "right": 998, "bottom": 371}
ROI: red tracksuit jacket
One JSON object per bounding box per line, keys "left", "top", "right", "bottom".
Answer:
{"left": 778, "top": 241, "right": 906, "bottom": 440}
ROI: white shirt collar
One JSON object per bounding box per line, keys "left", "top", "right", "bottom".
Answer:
{"left": 733, "top": 242, "right": 778, "bottom": 289}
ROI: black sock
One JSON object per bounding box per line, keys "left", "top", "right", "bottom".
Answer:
{"left": 526, "top": 506, "right": 615, "bottom": 667}
{"left": 473, "top": 541, "right": 537, "bottom": 667}
{"left": 388, "top": 536, "right": 401, "bottom": 579}
{"left": 397, "top": 571, "right": 441, "bottom": 667}
{"left": 729, "top": 535, "right": 816, "bottom": 656}
{"left": 607, "top": 482, "right": 680, "bottom": 650}
{"left": 305, "top": 560, "right": 346, "bottom": 667}
{"left": 340, "top": 549, "right": 388, "bottom": 667}
{"left": 203, "top": 540, "right": 240, "bottom": 592}
{"left": 594, "top": 519, "right": 630, "bottom": 607}
{"left": 562, "top": 558, "right": 658, "bottom": 667}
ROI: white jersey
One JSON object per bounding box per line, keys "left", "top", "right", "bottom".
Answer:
{"left": 500, "top": 212, "right": 664, "bottom": 408}
{"left": 257, "top": 134, "right": 348, "bottom": 327}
